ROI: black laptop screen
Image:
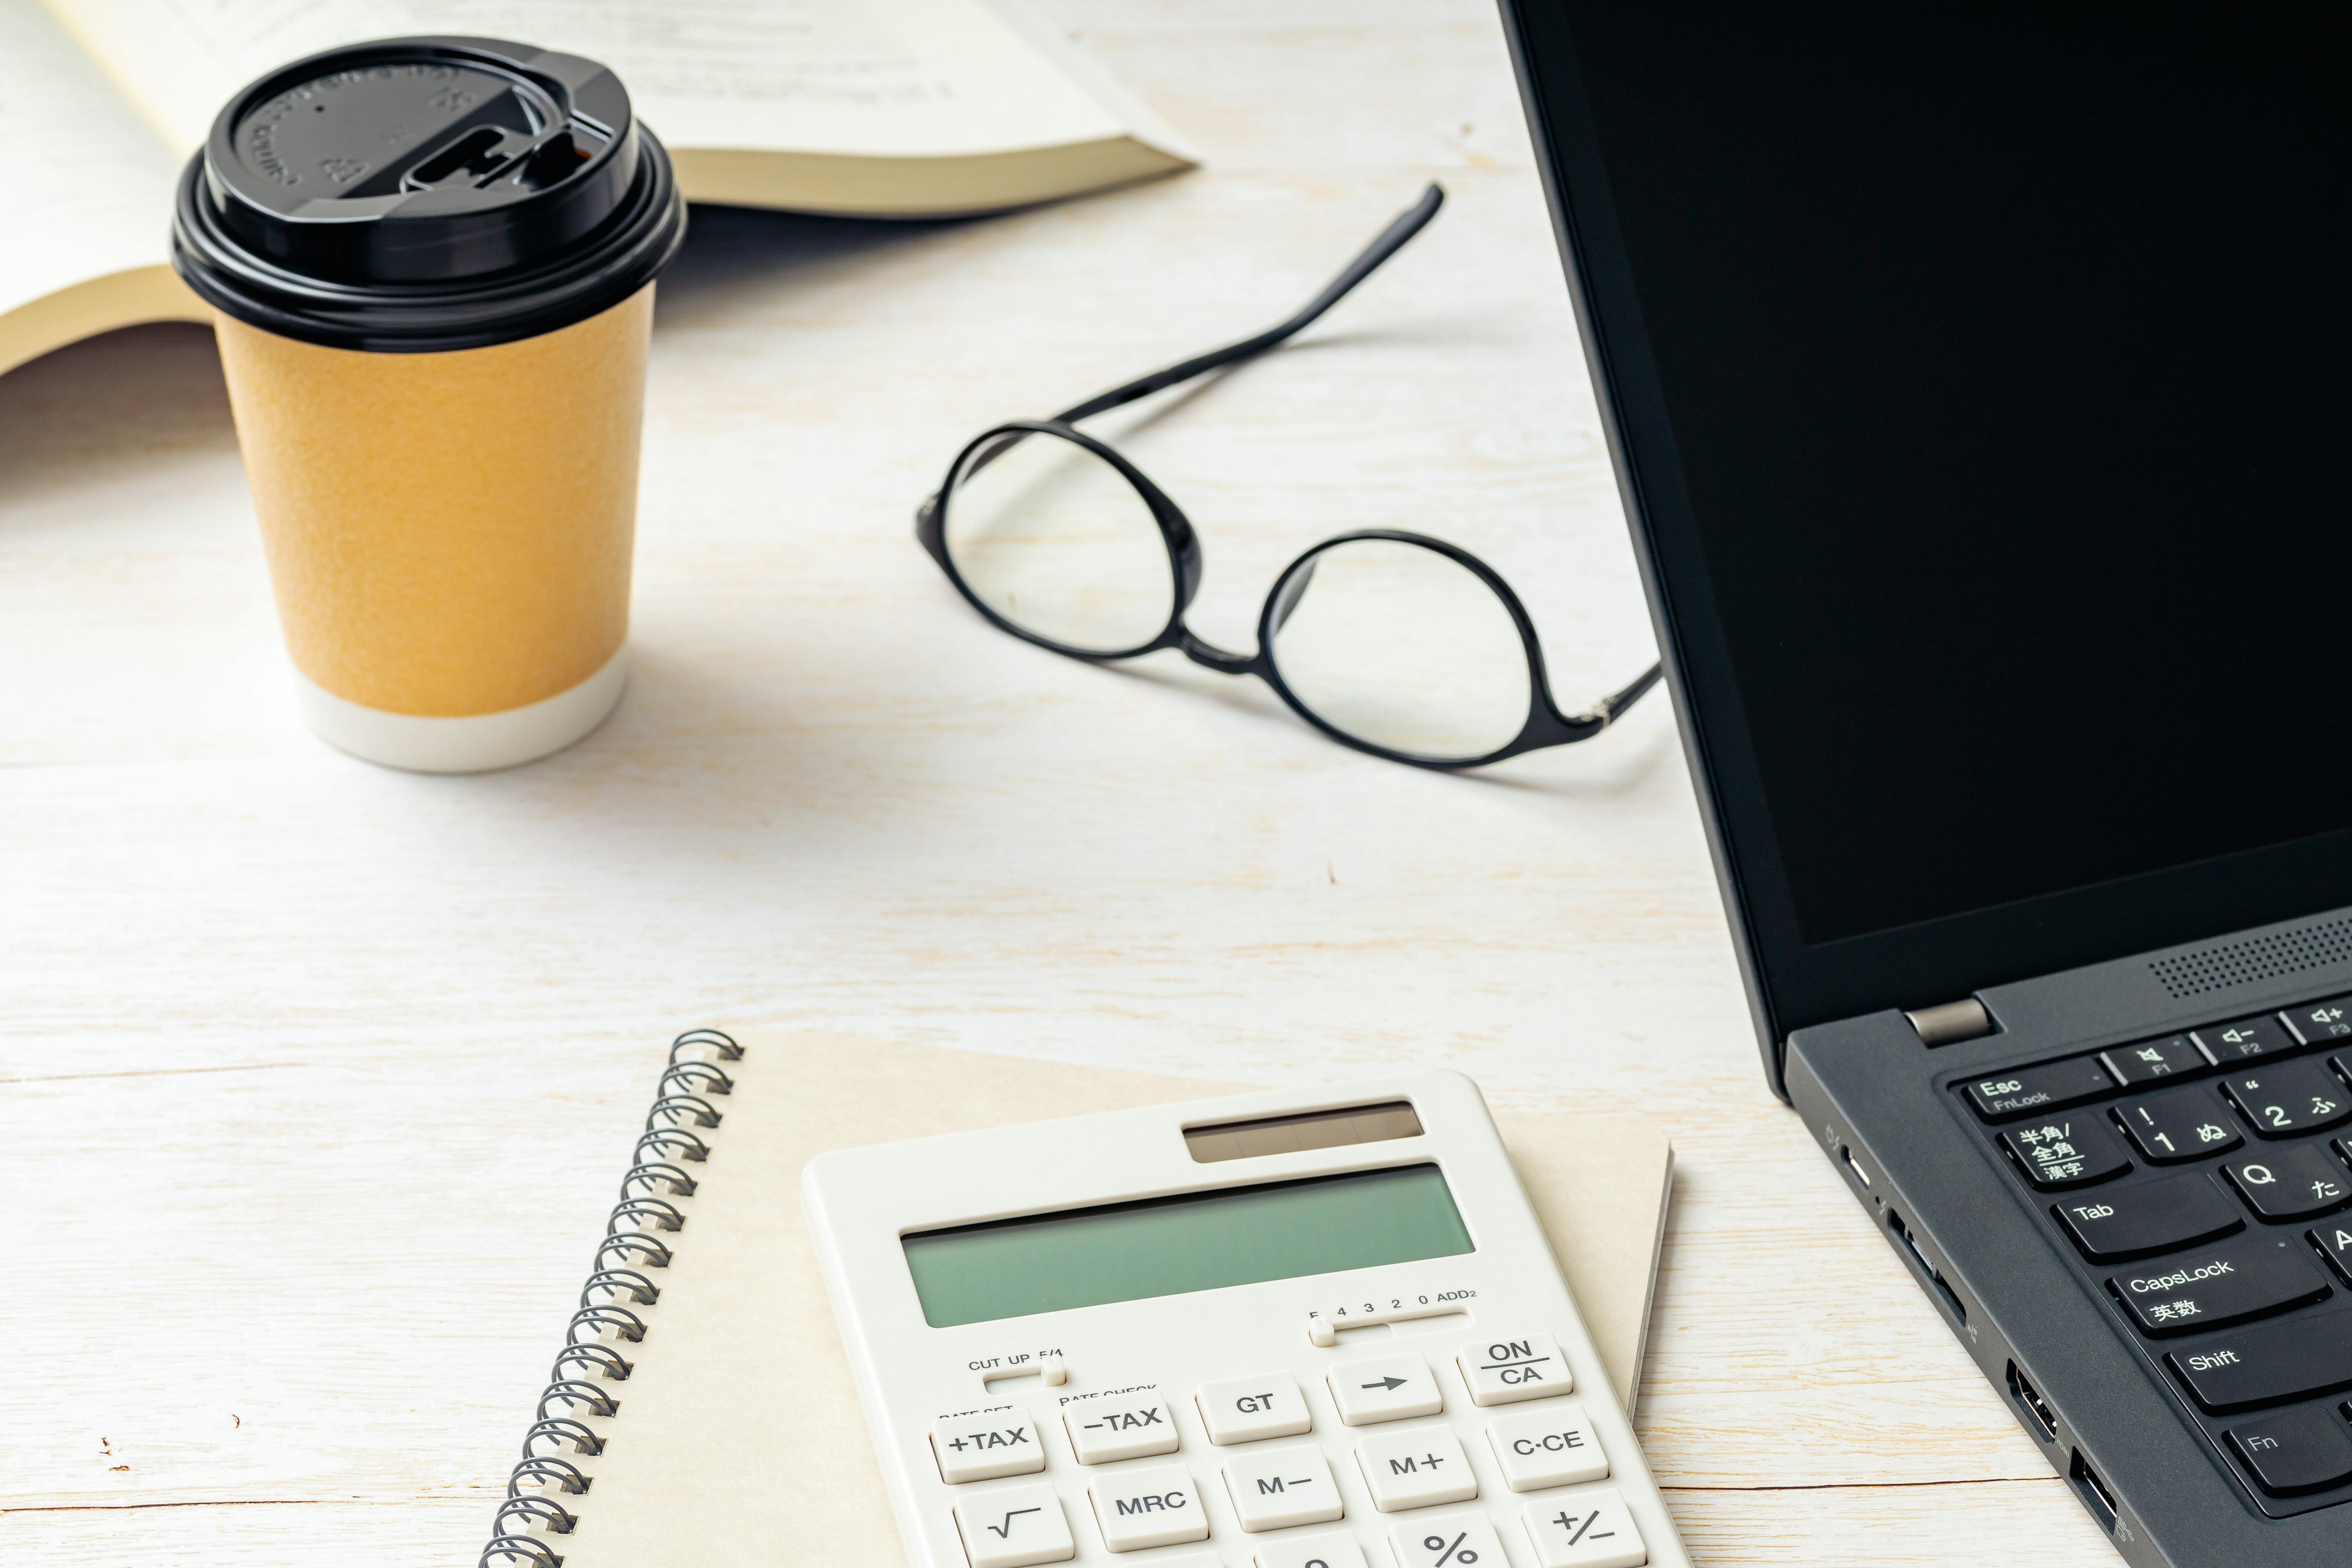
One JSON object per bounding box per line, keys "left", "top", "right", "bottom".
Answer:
{"left": 1553, "top": 8, "right": 2352, "bottom": 948}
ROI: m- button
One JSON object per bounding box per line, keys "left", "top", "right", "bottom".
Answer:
{"left": 933, "top": 1409, "right": 1046, "bottom": 1483}
{"left": 1458, "top": 1332, "right": 1572, "bottom": 1406}
{"left": 1197, "top": 1373, "right": 1312, "bottom": 1445}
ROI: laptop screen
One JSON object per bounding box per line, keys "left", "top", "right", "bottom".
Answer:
{"left": 1510, "top": 6, "right": 2352, "bottom": 1052}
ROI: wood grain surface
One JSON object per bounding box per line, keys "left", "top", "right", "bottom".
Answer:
{"left": 0, "top": 1, "right": 2114, "bottom": 1562}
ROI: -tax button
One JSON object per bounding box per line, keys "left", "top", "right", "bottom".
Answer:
{"left": 1458, "top": 1332, "right": 1572, "bottom": 1406}
{"left": 1197, "top": 1373, "right": 1311, "bottom": 1445}
{"left": 933, "top": 1409, "right": 1046, "bottom": 1483}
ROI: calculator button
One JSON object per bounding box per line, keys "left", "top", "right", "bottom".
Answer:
{"left": 1522, "top": 1490, "right": 1648, "bottom": 1568}
{"left": 1064, "top": 1397, "right": 1180, "bottom": 1463}
{"left": 933, "top": 1411, "right": 1047, "bottom": 1483}
{"left": 1457, "top": 1332, "right": 1572, "bottom": 1406}
{"left": 2195, "top": 1016, "right": 2300, "bottom": 1063}
{"left": 1198, "top": 1374, "right": 1312, "bottom": 1445}
{"left": 2106, "top": 1235, "right": 2332, "bottom": 1336}
{"left": 2283, "top": 998, "right": 2352, "bottom": 1046}
{"left": 2054, "top": 1171, "right": 2244, "bottom": 1261}
{"left": 1220, "top": 1444, "right": 1344, "bottom": 1531}
{"left": 2114, "top": 1087, "right": 2242, "bottom": 1164}
{"left": 1996, "top": 1117, "right": 2132, "bottom": 1189}
{"left": 1088, "top": 1461, "right": 1210, "bottom": 1551}
{"left": 953, "top": 1483, "right": 1076, "bottom": 1568}
{"left": 2165, "top": 1310, "right": 2352, "bottom": 1412}
{"left": 2101, "top": 1034, "right": 2208, "bottom": 1085}
{"left": 1962, "top": 1058, "right": 2114, "bottom": 1120}
{"left": 2227, "top": 1405, "right": 2352, "bottom": 1495}
{"left": 2222, "top": 1059, "right": 2352, "bottom": 1138}
{"left": 1253, "top": 1529, "right": 1369, "bottom": 1568}
{"left": 1388, "top": 1512, "right": 1507, "bottom": 1568}
{"left": 2223, "top": 1144, "right": 2352, "bottom": 1221}
{"left": 1355, "top": 1427, "right": 1478, "bottom": 1511}
{"left": 1487, "top": 1402, "right": 1609, "bottom": 1490}
{"left": 1327, "top": 1354, "right": 1443, "bottom": 1425}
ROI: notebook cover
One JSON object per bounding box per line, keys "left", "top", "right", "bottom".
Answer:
{"left": 507, "top": 1030, "right": 1672, "bottom": 1566}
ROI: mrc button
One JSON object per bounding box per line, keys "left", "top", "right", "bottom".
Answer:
{"left": 1197, "top": 1373, "right": 1311, "bottom": 1445}
{"left": 1458, "top": 1332, "right": 1572, "bottom": 1406}
{"left": 932, "top": 1409, "right": 1046, "bottom": 1483}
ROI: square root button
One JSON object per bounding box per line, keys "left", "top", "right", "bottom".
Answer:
{"left": 1458, "top": 1332, "right": 1572, "bottom": 1406}
{"left": 1198, "top": 1373, "right": 1312, "bottom": 1445}
{"left": 1328, "top": 1353, "right": 1443, "bottom": 1425}
{"left": 1088, "top": 1461, "right": 1210, "bottom": 1551}
{"left": 953, "top": 1484, "right": 1076, "bottom": 1568}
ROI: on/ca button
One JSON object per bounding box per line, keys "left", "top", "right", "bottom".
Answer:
{"left": 1457, "top": 1332, "right": 1572, "bottom": 1406}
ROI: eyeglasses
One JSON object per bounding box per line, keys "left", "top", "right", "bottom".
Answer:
{"left": 915, "top": 184, "right": 1663, "bottom": 771}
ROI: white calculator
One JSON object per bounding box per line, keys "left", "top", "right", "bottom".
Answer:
{"left": 803, "top": 1071, "right": 1688, "bottom": 1568}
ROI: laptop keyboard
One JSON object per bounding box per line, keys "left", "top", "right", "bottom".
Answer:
{"left": 1959, "top": 998, "right": 2352, "bottom": 1517}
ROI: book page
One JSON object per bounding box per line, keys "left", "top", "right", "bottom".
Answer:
{"left": 0, "top": 0, "right": 180, "bottom": 317}
{"left": 47, "top": 0, "right": 1166, "bottom": 164}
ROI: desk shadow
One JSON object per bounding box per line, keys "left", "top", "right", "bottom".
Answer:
{"left": 0, "top": 323, "right": 235, "bottom": 511}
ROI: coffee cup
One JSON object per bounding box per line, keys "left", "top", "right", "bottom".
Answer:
{"left": 171, "top": 37, "right": 685, "bottom": 772}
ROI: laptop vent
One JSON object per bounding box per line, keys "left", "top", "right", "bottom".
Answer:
{"left": 2149, "top": 917, "right": 2352, "bottom": 999}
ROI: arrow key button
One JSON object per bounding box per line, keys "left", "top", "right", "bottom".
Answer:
{"left": 1327, "top": 1354, "right": 1444, "bottom": 1426}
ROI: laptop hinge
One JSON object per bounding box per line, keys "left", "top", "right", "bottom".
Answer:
{"left": 1905, "top": 997, "right": 1993, "bottom": 1047}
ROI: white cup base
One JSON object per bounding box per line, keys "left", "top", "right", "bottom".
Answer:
{"left": 293, "top": 645, "right": 630, "bottom": 774}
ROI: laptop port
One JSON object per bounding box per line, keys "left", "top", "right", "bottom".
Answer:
{"left": 2070, "top": 1447, "right": 2119, "bottom": 1534}
{"left": 1886, "top": 1207, "right": 1967, "bottom": 1327}
{"left": 1839, "top": 1143, "right": 1874, "bottom": 1189}
{"left": 2007, "top": 1361, "right": 2057, "bottom": 1443}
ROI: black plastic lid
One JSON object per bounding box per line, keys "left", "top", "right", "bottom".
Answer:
{"left": 171, "top": 36, "right": 685, "bottom": 352}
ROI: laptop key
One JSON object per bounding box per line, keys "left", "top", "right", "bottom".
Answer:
{"left": 1962, "top": 1058, "right": 2113, "bottom": 1120}
{"left": 2282, "top": 997, "right": 2352, "bottom": 1047}
{"left": 2226, "top": 1405, "right": 2352, "bottom": 1494}
{"left": 2114, "top": 1086, "right": 2242, "bottom": 1164}
{"left": 1997, "top": 1117, "right": 2130, "bottom": 1189}
{"left": 2225, "top": 1144, "right": 2352, "bottom": 1222}
{"left": 2107, "top": 1234, "right": 2332, "bottom": 1336}
{"left": 2054, "top": 1171, "right": 2243, "bottom": 1261}
{"left": 2315, "top": 1221, "right": 2352, "bottom": 1286}
{"left": 2194, "top": 1015, "right": 2300, "bottom": 1063}
{"left": 2100, "top": 1034, "right": 2207, "bottom": 1085}
{"left": 2222, "top": 1058, "right": 2352, "bottom": 1139}
{"left": 2168, "top": 1311, "right": 2352, "bottom": 1412}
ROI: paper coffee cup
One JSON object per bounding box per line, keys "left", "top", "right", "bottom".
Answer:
{"left": 170, "top": 37, "right": 686, "bottom": 772}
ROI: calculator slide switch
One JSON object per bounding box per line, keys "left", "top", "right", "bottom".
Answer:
{"left": 1065, "top": 1397, "right": 1180, "bottom": 1463}
{"left": 1328, "top": 1353, "right": 1444, "bottom": 1425}
{"left": 933, "top": 1411, "right": 1047, "bottom": 1483}
{"left": 1458, "top": 1332, "right": 1572, "bottom": 1406}
{"left": 1522, "top": 1489, "right": 1648, "bottom": 1568}
{"left": 1088, "top": 1462, "right": 1210, "bottom": 1551}
{"left": 1198, "top": 1373, "right": 1313, "bottom": 1444}
{"left": 953, "top": 1483, "right": 1076, "bottom": 1568}
{"left": 1221, "top": 1444, "right": 1345, "bottom": 1531}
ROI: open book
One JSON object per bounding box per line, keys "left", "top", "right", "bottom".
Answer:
{"left": 0, "top": 0, "right": 1194, "bottom": 377}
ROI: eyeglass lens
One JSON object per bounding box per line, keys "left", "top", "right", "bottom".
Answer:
{"left": 941, "top": 429, "right": 1175, "bottom": 655}
{"left": 1268, "top": 539, "right": 1534, "bottom": 761}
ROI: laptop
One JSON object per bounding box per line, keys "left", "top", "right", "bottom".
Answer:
{"left": 1495, "top": 7, "right": 2352, "bottom": 1563}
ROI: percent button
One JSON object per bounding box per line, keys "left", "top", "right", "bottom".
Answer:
{"left": 1389, "top": 1514, "right": 1507, "bottom": 1568}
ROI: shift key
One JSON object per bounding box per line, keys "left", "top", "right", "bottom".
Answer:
{"left": 2055, "top": 1171, "right": 2243, "bottom": 1261}
{"left": 2167, "top": 1310, "right": 2352, "bottom": 1412}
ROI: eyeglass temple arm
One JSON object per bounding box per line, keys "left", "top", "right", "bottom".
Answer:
{"left": 1564, "top": 662, "right": 1665, "bottom": 734}
{"left": 1047, "top": 183, "right": 1447, "bottom": 427}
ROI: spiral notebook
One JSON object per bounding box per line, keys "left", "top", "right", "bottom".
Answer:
{"left": 477, "top": 1030, "right": 1675, "bottom": 1567}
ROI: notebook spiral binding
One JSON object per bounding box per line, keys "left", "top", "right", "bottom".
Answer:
{"left": 479, "top": 1028, "right": 742, "bottom": 1568}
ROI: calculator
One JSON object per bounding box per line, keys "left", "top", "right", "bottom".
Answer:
{"left": 802, "top": 1071, "right": 1689, "bottom": 1568}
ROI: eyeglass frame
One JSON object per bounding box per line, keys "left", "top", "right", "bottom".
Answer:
{"left": 915, "top": 183, "right": 1663, "bottom": 772}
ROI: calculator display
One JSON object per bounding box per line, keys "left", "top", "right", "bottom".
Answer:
{"left": 902, "top": 1163, "right": 1473, "bottom": 1327}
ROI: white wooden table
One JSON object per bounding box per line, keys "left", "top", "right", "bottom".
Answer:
{"left": 0, "top": 2, "right": 2115, "bottom": 1562}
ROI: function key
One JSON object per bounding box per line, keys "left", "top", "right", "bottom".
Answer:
{"left": 2101, "top": 1034, "right": 2208, "bottom": 1085}
{"left": 1219, "top": 1444, "right": 1342, "bottom": 1532}
{"left": 2221, "top": 1058, "right": 2352, "bottom": 1139}
{"left": 1065, "top": 1396, "right": 1180, "bottom": 1464}
{"left": 1457, "top": 1333, "right": 1572, "bottom": 1406}
{"left": 1355, "top": 1427, "right": 1479, "bottom": 1512}
{"left": 1998, "top": 1117, "right": 2132, "bottom": 1189}
{"left": 2166, "top": 1309, "right": 2352, "bottom": 1412}
{"left": 1197, "top": 1374, "right": 1311, "bottom": 1446}
{"left": 1389, "top": 1515, "right": 1509, "bottom": 1568}
{"left": 2194, "top": 1015, "right": 2301, "bottom": 1063}
{"left": 2224, "top": 1144, "right": 2352, "bottom": 1222}
{"left": 2106, "top": 1234, "right": 2331, "bottom": 1336}
{"left": 1487, "top": 1402, "right": 1609, "bottom": 1491}
{"left": 933, "top": 1410, "right": 1047, "bottom": 1484}
{"left": 2054, "top": 1170, "right": 2243, "bottom": 1261}
{"left": 2114, "top": 1086, "right": 2243, "bottom": 1163}
{"left": 1962, "top": 1057, "right": 2114, "bottom": 1120}
{"left": 2313, "top": 1220, "right": 2352, "bottom": 1285}
{"left": 1521, "top": 1491, "right": 1648, "bottom": 1568}
{"left": 2283, "top": 997, "right": 2352, "bottom": 1047}
{"left": 1327, "top": 1354, "right": 1444, "bottom": 1426}
{"left": 1254, "top": 1533, "right": 1368, "bottom": 1568}
{"left": 1087, "top": 1463, "right": 1208, "bottom": 1552}
{"left": 954, "top": 1484, "right": 1076, "bottom": 1568}
{"left": 2228, "top": 1405, "right": 2352, "bottom": 1496}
